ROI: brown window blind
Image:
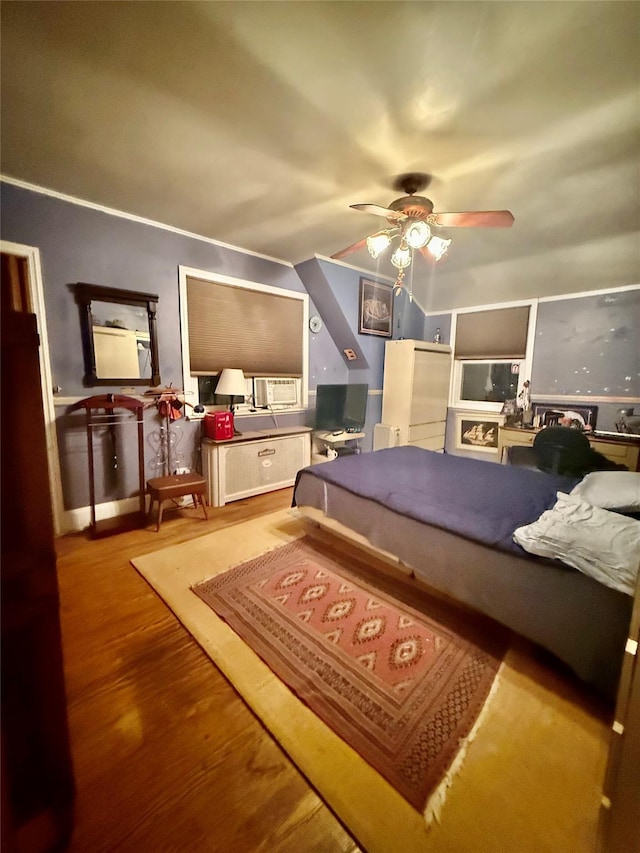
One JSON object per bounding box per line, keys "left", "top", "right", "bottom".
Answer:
{"left": 186, "top": 276, "right": 304, "bottom": 376}
{"left": 455, "top": 306, "right": 530, "bottom": 359}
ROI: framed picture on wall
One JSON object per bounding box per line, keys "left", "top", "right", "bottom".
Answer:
{"left": 358, "top": 278, "right": 393, "bottom": 337}
{"left": 532, "top": 402, "right": 598, "bottom": 431}
{"left": 455, "top": 412, "right": 505, "bottom": 453}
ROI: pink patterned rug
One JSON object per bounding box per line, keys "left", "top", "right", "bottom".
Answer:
{"left": 192, "top": 537, "right": 504, "bottom": 811}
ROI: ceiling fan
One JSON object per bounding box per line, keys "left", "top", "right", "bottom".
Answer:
{"left": 331, "top": 173, "right": 514, "bottom": 289}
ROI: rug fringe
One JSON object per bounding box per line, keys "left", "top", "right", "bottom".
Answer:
{"left": 423, "top": 659, "right": 505, "bottom": 828}
{"left": 189, "top": 533, "right": 303, "bottom": 590}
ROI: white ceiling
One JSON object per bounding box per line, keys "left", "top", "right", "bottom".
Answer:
{"left": 2, "top": 1, "right": 639, "bottom": 311}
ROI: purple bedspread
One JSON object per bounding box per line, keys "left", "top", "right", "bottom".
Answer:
{"left": 293, "top": 447, "right": 579, "bottom": 555}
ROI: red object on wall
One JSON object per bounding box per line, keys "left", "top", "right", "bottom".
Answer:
{"left": 204, "top": 411, "right": 234, "bottom": 440}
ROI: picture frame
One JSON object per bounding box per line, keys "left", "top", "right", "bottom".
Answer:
{"left": 358, "top": 278, "right": 393, "bottom": 337}
{"left": 532, "top": 402, "right": 598, "bottom": 431}
{"left": 455, "top": 412, "right": 505, "bottom": 453}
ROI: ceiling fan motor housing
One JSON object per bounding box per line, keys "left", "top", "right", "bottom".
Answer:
{"left": 388, "top": 195, "right": 435, "bottom": 221}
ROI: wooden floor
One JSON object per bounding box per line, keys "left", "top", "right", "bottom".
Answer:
{"left": 55, "top": 489, "right": 611, "bottom": 853}
{"left": 56, "top": 488, "right": 360, "bottom": 853}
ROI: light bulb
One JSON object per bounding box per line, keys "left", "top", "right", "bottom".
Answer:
{"left": 366, "top": 231, "right": 392, "bottom": 259}
{"left": 404, "top": 220, "right": 431, "bottom": 249}
{"left": 391, "top": 242, "right": 412, "bottom": 270}
{"left": 426, "top": 235, "right": 451, "bottom": 260}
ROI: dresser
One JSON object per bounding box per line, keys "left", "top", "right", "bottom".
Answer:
{"left": 202, "top": 426, "right": 312, "bottom": 507}
{"left": 380, "top": 339, "right": 452, "bottom": 452}
{"left": 497, "top": 426, "right": 640, "bottom": 471}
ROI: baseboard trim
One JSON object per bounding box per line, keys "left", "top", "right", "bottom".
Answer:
{"left": 62, "top": 496, "right": 149, "bottom": 534}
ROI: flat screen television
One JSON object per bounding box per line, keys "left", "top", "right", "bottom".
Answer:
{"left": 315, "top": 384, "right": 368, "bottom": 432}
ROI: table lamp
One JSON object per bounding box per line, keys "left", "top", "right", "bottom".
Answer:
{"left": 216, "top": 368, "right": 246, "bottom": 435}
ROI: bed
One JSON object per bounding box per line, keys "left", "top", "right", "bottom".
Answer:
{"left": 292, "top": 446, "right": 637, "bottom": 701}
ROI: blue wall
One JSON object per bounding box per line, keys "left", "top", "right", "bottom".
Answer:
{"left": 6, "top": 180, "right": 631, "bottom": 513}
{"left": 1, "top": 182, "right": 308, "bottom": 397}
{"left": 1, "top": 181, "right": 406, "bottom": 510}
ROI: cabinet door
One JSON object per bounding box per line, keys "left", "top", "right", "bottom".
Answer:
{"left": 221, "top": 435, "right": 310, "bottom": 503}
{"left": 410, "top": 350, "right": 450, "bottom": 425}
{"left": 1, "top": 281, "right": 74, "bottom": 850}
{"left": 590, "top": 439, "right": 639, "bottom": 471}
{"left": 381, "top": 342, "right": 414, "bottom": 428}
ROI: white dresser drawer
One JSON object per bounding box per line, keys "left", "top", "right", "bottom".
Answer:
{"left": 408, "top": 421, "right": 446, "bottom": 443}
{"left": 409, "top": 435, "right": 445, "bottom": 452}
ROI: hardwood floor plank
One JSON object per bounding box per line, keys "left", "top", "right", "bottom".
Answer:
{"left": 57, "top": 490, "right": 360, "bottom": 852}
{"left": 55, "top": 487, "right": 605, "bottom": 852}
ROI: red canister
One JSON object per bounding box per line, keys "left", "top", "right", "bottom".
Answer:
{"left": 204, "top": 411, "right": 234, "bottom": 440}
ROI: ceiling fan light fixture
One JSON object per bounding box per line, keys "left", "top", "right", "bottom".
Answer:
{"left": 391, "top": 241, "right": 412, "bottom": 270}
{"left": 335, "top": 178, "right": 513, "bottom": 269}
{"left": 366, "top": 230, "right": 394, "bottom": 259}
{"left": 426, "top": 235, "right": 452, "bottom": 261}
{"left": 404, "top": 220, "right": 431, "bottom": 249}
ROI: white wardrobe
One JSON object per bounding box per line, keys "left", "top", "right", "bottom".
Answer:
{"left": 377, "top": 339, "right": 452, "bottom": 451}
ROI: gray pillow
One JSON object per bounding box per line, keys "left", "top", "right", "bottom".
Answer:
{"left": 570, "top": 471, "right": 640, "bottom": 512}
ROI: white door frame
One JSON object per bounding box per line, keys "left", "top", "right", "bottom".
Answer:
{"left": 2, "top": 240, "right": 65, "bottom": 535}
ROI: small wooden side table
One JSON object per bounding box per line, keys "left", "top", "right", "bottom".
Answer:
{"left": 147, "top": 473, "right": 208, "bottom": 531}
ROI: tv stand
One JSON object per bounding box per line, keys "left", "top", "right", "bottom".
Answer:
{"left": 312, "top": 430, "right": 365, "bottom": 464}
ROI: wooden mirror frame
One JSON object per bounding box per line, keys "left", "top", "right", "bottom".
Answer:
{"left": 74, "top": 283, "right": 160, "bottom": 387}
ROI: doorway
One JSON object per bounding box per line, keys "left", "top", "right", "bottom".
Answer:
{"left": 1, "top": 242, "right": 64, "bottom": 534}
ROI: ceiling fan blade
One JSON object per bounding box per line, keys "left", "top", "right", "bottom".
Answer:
{"left": 432, "top": 210, "right": 514, "bottom": 228}
{"left": 331, "top": 237, "right": 369, "bottom": 260}
{"left": 350, "top": 203, "right": 407, "bottom": 222}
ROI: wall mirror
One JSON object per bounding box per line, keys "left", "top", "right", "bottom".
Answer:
{"left": 74, "top": 283, "right": 160, "bottom": 386}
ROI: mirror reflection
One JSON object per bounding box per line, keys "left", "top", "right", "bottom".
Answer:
{"left": 74, "top": 283, "right": 160, "bottom": 386}
{"left": 91, "top": 300, "right": 151, "bottom": 379}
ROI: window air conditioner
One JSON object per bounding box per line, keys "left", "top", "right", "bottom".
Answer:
{"left": 254, "top": 378, "right": 299, "bottom": 408}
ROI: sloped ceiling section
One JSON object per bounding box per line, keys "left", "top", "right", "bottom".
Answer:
{"left": 1, "top": 2, "right": 639, "bottom": 311}
{"left": 295, "top": 258, "right": 369, "bottom": 369}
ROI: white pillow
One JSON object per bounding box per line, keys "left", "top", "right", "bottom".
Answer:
{"left": 570, "top": 471, "right": 640, "bottom": 512}
{"left": 513, "top": 492, "right": 640, "bottom": 596}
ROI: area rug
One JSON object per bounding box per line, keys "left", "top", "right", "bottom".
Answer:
{"left": 131, "top": 510, "right": 608, "bottom": 853}
{"left": 192, "top": 536, "right": 503, "bottom": 813}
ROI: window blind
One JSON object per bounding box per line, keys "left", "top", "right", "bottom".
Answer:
{"left": 455, "top": 306, "right": 530, "bottom": 359}
{"left": 186, "top": 276, "right": 304, "bottom": 376}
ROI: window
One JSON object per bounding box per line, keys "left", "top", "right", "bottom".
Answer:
{"left": 451, "top": 303, "right": 536, "bottom": 411}
{"left": 179, "top": 267, "right": 309, "bottom": 412}
{"left": 458, "top": 360, "right": 522, "bottom": 405}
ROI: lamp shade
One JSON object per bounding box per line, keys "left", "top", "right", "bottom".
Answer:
{"left": 216, "top": 368, "right": 246, "bottom": 397}
{"left": 366, "top": 231, "right": 392, "bottom": 259}
{"left": 391, "top": 243, "right": 411, "bottom": 269}
{"left": 404, "top": 220, "right": 431, "bottom": 249}
{"left": 426, "top": 236, "right": 451, "bottom": 260}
